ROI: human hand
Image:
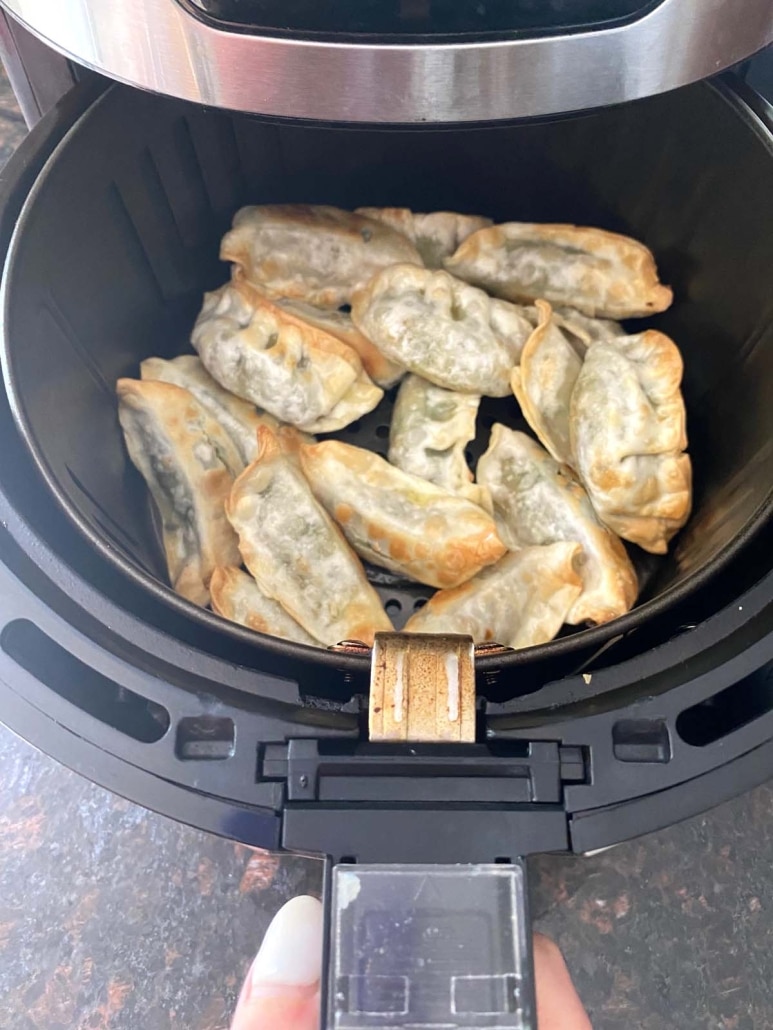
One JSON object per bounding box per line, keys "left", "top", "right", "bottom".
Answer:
{"left": 533, "top": 932, "right": 593, "bottom": 1029}
{"left": 231, "top": 897, "right": 591, "bottom": 1030}
{"left": 231, "top": 895, "right": 323, "bottom": 1030}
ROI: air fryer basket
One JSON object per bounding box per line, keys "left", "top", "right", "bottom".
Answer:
{"left": 3, "top": 80, "right": 773, "bottom": 700}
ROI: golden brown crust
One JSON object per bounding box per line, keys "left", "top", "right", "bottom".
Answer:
{"left": 139, "top": 354, "right": 279, "bottom": 466}
{"left": 221, "top": 204, "right": 422, "bottom": 309}
{"left": 404, "top": 543, "right": 583, "bottom": 648}
{"left": 570, "top": 330, "right": 691, "bottom": 553}
{"left": 274, "top": 297, "right": 404, "bottom": 388}
{"left": 511, "top": 300, "right": 582, "bottom": 466}
{"left": 354, "top": 207, "right": 417, "bottom": 239}
{"left": 116, "top": 378, "right": 241, "bottom": 606}
{"left": 192, "top": 278, "right": 382, "bottom": 432}
{"left": 273, "top": 423, "right": 310, "bottom": 459}
{"left": 388, "top": 373, "right": 491, "bottom": 510}
{"left": 299, "top": 439, "right": 506, "bottom": 590}
{"left": 210, "top": 566, "right": 246, "bottom": 616}
{"left": 351, "top": 263, "right": 533, "bottom": 397}
{"left": 355, "top": 207, "right": 493, "bottom": 268}
{"left": 445, "top": 221, "right": 673, "bottom": 318}
{"left": 226, "top": 427, "right": 392, "bottom": 646}
{"left": 477, "top": 425, "right": 638, "bottom": 625}
{"left": 210, "top": 565, "right": 318, "bottom": 644}
{"left": 230, "top": 275, "right": 364, "bottom": 373}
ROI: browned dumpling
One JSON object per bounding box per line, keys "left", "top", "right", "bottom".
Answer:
{"left": 445, "top": 222, "right": 673, "bottom": 319}
{"left": 549, "top": 306, "right": 625, "bottom": 345}
{"left": 477, "top": 425, "right": 638, "bottom": 626}
{"left": 570, "top": 330, "right": 692, "bottom": 554}
{"left": 210, "top": 566, "right": 319, "bottom": 646}
{"left": 191, "top": 279, "right": 382, "bottom": 433}
{"left": 511, "top": 301, "right": 584, "bottom": 467}
{"left": 299, "top": 440, "right": 506, "bottom": 590}
{"left": 355, "top": 207, "right": 493, "bottom": 268}
{"left": 116, "top": 378, "right": 242, "bottom": 606}
{"left": 221, "top": 204, "right": 422, "bottom": 309}
{"left": 351, "top": 264, "right": 534, "bottom": 397}
{"left": 226, "top": 427, "right": 393, "bottom": 646}
{"left": 273, "top": 297, "right": 404, "bottom": 388}
{"left": 404, "top": 544, "right": 582, "bottom": 649}
{"left": 388, "top": 374, "right": 490, "bottom": 510}
{"left": 140, "top": 354, "right": 280, "bottom": 466}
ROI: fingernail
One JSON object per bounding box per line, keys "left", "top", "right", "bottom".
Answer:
{"left": 251, "top": 895, "right": 324, "bottom": 989}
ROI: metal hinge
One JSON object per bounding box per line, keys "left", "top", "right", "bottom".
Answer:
{"left": 330, "top": 632, "right": 511, "bottom": 744}
{"left": 262, "top": 633, "right": 587, "bottom": 861}
{"left": 263, "top": 635, "right": 587, "bottom": 807}
{"left": 262, "top": 738, "right": 586, "bottom": 806}
{"left": 265, "top": 736, "right": 582, "bottom": 862}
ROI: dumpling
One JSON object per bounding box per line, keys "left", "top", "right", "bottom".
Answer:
{"left": 477, "top": 426, "right": 638, "bottom": 625}
{"left": 351, "top": 264, "right": 533, "bottom": 396}
{"left": 550, "top": 306, "right": 625, "bottom": 345}
{"left": 570, "top": 330, "right": 692, "bottom": 554}
{"left": 210, "top": 566, "right": 319, "bottom": 646}
{"left": 116, "top": 378, "right": 242, "bottom": 606}
{"left": 221, "top": 204, "right": 422, "bottom": 309}
{"left": 191, "top": 279, "right": 383, "bottom": 433}
{"left": 140, "top": 354, "right": 279, "bottom": 466}
{"left": 513, "top": 301, "right": 629, "bottom": 467}
{"left": 511, "top": 301, "right": 584, "bottom": 467}
{"left": 272, "top": 423, "right": 317, "bottom": 462}
{"left": 445, "top": 222, "right": 673, "bottom": 318}
{"left": 389, "top": 374, "right": 490, "bottom": 510}
{"left": 355, "top": 207, "right": 493, "bottom": 269}
{"left": 299, "top": 440, "right": 506, "bottom": 589}
{"left": 226, "top": 427, "right": 392, "bottom": 646}
{"left": 522, "top": 304, "right": 624, "bottom": 348}
{"left": 274, "top": 298, "right": 404, "bottom": 388}
{"left": 405, "top": 544, "right": 582, "bottom": 649}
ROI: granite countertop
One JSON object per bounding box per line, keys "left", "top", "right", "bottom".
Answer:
{"left": 0, "top": 65, "right": 771, "bottom": 1030}
{"left": 2, "top": 726, "right": 772, "bottom": 1030}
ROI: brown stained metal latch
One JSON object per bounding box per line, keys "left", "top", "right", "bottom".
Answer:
{"left": 328, "top": 635, "right": 514, "bottom": 742}
{"left": 368, "top": 632, "right": 476, "bottom": 743}
{"left": 328, "top": 640, "right": 373, "bottom": 657}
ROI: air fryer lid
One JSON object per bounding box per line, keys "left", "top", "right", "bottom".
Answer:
{"left": 1, "top": 0, "right": 773, "bottom": 122}
{"left": 3, "top": 78, "right": 773, "bottom": 699}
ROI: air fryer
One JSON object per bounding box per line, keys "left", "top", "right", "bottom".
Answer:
{"left": 0, "top": 3, "right": 771, "bottom": 1027}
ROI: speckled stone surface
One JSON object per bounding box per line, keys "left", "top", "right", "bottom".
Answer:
{"left": 0, "top": 63, "right": 772, "bottom": 1030}
{"left": 2, "top": 725, "right": 772, "bottom": 1030}
{"left": 529, "top": 788, "right": 773, "bottom": 1030}
{"left": 0, "top": 728, "right": 322, "bottom": 1030}
{"left": 0, "top": 70, "right": 26, "bottom": 165}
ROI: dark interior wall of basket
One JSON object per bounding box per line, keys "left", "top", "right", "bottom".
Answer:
{"left": 3, "top": 79, "right": 773, "bottom": 703}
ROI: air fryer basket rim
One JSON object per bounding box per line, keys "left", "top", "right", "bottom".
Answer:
{"left": 2, "top": 77, "right": 772, "bottom": 678}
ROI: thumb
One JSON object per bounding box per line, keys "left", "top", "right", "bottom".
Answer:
{"left": 231, "top": 895, "right": 324, "bottom": 1030}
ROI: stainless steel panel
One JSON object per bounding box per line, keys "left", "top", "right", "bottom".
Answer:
{"left": 0, "top": 12, "right": 77, "bottom": 124}
{"left": 0, "top": 0, "right": 771, "bottom": 122}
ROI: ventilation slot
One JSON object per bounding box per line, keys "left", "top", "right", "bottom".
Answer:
{"left": 1, "top": 619, "right": 169, "bottom": 743}
{"left": 676, "top": 663, "right": 773, "bottom": 747}
{"left": 613, "top": 718, "right": 671, "bottom": 763}
{"left": 176, "top": 715, "right": 235, "bottom": 761}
